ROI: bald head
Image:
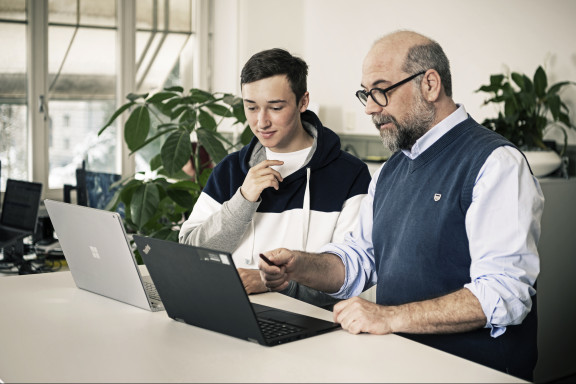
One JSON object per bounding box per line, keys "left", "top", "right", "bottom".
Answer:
{"left": 364, "top": 30, "right": 453, "bottom": 98}
{"left": 373, "top": 30, "right": 433, "bottom": 52}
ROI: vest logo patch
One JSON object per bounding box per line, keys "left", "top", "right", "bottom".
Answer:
{"left": 434, "top": 193, "right": 442, "bottom": 202}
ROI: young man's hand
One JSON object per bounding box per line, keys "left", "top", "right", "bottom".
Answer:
{"left": 240, "top": 160, "right": 283, "bottom": 202}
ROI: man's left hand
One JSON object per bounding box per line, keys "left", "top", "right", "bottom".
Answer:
{"left": 333, "top": 297, "right": 395, "bottom": 335}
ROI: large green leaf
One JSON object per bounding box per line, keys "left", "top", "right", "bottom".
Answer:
{"left": 125, "top": 106, "right": 150, "bottom": 151}
{"left": 196, "top": 127, "right": 228, "bottom": 164}
{"left": 166, "top": 188, "right": 197, "bottom": 209}
{"left": 127, "top": 126, "right": 178, "bottom": 155}
{"left": 240, "top": 125, "right": 254, "bottom": 145}
{"left": 150, "top": 153, "right": 163, "bottom": 171}
{"left": 161, "top": 130, "right": 193, "bottom": 176}
{"left": 205, "top": 103, "right": 232, "bottom": 117}
{"left": 126, "top": 92, "right": 148, "bottom": 102}
{"left": 198, "top": 109, "right": 217, "bottom": 130}
{"left": 147, "top": 91, "right": 178, "bottom": 105}
{"left": 547, "top": 81, "right": 574, "bottom": 96}
{"left": 533, "top": 66, "right": 547, "bottom": 98}
{"left": 98, "top": 101, "right": 134, "bottom": 135}
{"left": 164, "top": 86, "right": 184, "bottom": 93}
{"left": 131, "top": 183, "right": 160, "bottom": 229}
{"left": 189, "top": 88, "right": 215, "bottom": 103}
{"left": 233, "top": 104, "right": 247, "bottom": 124}
{"left": 548, "top": 95, "right": 561, "bottom": 121}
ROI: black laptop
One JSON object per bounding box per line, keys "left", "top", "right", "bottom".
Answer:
{"left": 133, "top": 236, "right": 340, "bottom": 346}
{"left": 0, "top": 179, "right": 43, "bottom": 248}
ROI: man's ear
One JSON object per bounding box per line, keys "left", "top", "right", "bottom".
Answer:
{"left": 299, "top": 92, "right": 310, "bottom": 112}
{"left": 421, "top": 69, "right": 442, "bottom": 102}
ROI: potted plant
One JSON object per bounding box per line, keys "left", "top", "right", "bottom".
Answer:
{"left": 476, "top": 66, "right": 576, "bottom": 176}
{"left": 98, "top": 86, "right": 251, "bottom": 242}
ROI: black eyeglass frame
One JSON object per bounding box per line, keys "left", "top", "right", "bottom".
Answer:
{"left": 355, "top": 71, "right": 427, "bottom": 107}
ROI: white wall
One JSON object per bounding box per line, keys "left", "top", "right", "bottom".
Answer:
{"left": 212, "top": 0, "right": 576, "bottom": 144}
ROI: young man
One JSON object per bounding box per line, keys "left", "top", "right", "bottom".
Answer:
{"left": 179, "top": 48, "right": 371, "bottom": 308}
{"left": 259, "top": 32, "right": 544, "bottom": 381}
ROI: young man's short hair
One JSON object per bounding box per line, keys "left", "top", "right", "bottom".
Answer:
{"left": 240, "top": 48, "right": 308, "bottom": 103}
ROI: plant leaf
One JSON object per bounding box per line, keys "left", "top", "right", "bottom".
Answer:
{"left": 126, "top": 92, "right": 148, "bottom": 102}
{"left": 161, "top": 130, "right": 193, "bottom": 176}
{"left": 131, "top": 182, "right": 160, "bottom": 229}
{"left": 547, "top": 81, "right": 574, "bottom": 95}
{"left": 196, "top": 127, "right": 228, "bottom": 164}
{"left": 189, "top": 89, "right": 215, "bottom": 103}
{"left": 205, "top": 103, "right": 232, "bottom": 117}
{"left": 98, "top": 101, "right": 134, "bottom": 135}
{"left": 198, "top": 168, "right": 213, "bottom": 188}
{"left": 127, "top": 126, "right": 178, "bottom": 155}
{"left": 233, "top": 104, "right": 247, "bottom": 123}
{"left": 548, "top": 94, "right": 561, "bottom": 120}
{"left": 150, "top": 153, "right": 163, "bottom": 171}
{"left": 166, "top": 188, "right": 196, "bottom": 209}
{"left": 240, "top": 125, "right": 254, "bottom": 145}
{"left": 533, "top": 66, "right": 547, "bottom": 98}
{"left": 125, "top": 106, "right": 150, "bottom": 151}
{"left": 198, "top": 109, "right": 217, "bottom": 130}
{"left": 164, "top": 86, "right": 184, "bottom": 93}
{"left": 147, "top": 91, "right": 178, "bottom": 104}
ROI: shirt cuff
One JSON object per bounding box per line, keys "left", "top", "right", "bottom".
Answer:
{"left": 464, "top": 283, "right": 507, "bottom": 338}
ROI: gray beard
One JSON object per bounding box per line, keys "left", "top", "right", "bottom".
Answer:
{"left": 373, "top": 95, "right": 436, "bottom": 153}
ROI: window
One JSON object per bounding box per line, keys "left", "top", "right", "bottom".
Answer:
{"left": 0, "top": 0, "right": 28, "bottom": 191}
{"left": 48, "top": 0, "right": 118, "bottom": 188}
{"left": 0, "top": 0, "right": 202, "bottom": 193}
{"left": 134, "top": 0, "right": 195, "bottom": 174}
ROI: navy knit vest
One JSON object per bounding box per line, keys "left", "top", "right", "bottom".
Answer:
{"left": 373, "top": 117, "right": 537, "bottom": 381}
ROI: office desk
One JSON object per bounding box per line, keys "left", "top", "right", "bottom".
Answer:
{"left": 0, "top": 271, "right": 525, "bottom": 383}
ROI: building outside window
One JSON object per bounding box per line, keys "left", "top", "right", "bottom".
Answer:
{"left": 0, "top": 0, "right": 199, "bottom": 193}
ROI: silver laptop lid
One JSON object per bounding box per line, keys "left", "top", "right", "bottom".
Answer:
{"left": 44, "top": 199, "right": 156, "bottom": 311}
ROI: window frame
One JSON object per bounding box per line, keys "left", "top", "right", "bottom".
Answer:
{"left": 16, "top": 0, "right": 209, "bottom": 200}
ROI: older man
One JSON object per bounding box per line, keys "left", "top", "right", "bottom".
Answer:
{"left": 259, "top": 31, "right": 544, "bottom": 381}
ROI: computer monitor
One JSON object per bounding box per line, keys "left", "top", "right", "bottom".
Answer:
{"left": 64, "top": 168, "right": 122, "bottom": 212}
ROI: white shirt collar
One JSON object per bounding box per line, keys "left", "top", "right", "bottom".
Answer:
{"left": 402, "top": 104, "right": 468, "bottom": 159}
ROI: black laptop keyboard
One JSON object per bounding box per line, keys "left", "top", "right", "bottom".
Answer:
{"left": 143, "top": 281, "right": 162, "bottom": 301}
{"left": 258, "top": 318, "right": 303, "bottom": 339}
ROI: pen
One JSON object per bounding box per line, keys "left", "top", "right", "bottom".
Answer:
{"left": 259, "top": 253, "right": 278, "bottom": 267}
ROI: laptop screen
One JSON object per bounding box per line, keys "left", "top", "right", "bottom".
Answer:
{"left": 1, "top": 179, "right": 43, "bottom": 231}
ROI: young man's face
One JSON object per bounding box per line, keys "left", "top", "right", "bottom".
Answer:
{"left": 242, "top": 74, "right": 309, "bottom": 153}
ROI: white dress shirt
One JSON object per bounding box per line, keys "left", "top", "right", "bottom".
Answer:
{"left": 320, "top": 104, "right": 545, "bottom": 337}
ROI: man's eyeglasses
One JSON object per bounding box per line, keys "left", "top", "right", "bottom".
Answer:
{"left": 355, "top": 71, "right": 427, "bottom": 107}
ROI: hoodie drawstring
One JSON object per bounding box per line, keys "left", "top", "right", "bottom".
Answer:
{"left": 302, "top": 168, "right": 311, "bottom": 250}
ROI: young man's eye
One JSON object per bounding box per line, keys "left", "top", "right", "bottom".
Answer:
{"left": 272, "top": 106, "right": 283, "bottom": 111}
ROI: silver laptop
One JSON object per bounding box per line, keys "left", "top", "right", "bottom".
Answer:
{"left": 44, "top": 199, "right": 164, "bottom": 312}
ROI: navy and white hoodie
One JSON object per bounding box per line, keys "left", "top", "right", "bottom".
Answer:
{"left": 179, "top": 110, "right": 371, "bottom": 307}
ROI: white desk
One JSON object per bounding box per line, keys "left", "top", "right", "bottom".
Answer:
{"left": 0, "top": 270, "right": 526, "bottom": 383}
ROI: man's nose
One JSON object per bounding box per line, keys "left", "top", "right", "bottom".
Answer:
{"left": 364, "top": 95, "right": 384, "bottom": 115}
